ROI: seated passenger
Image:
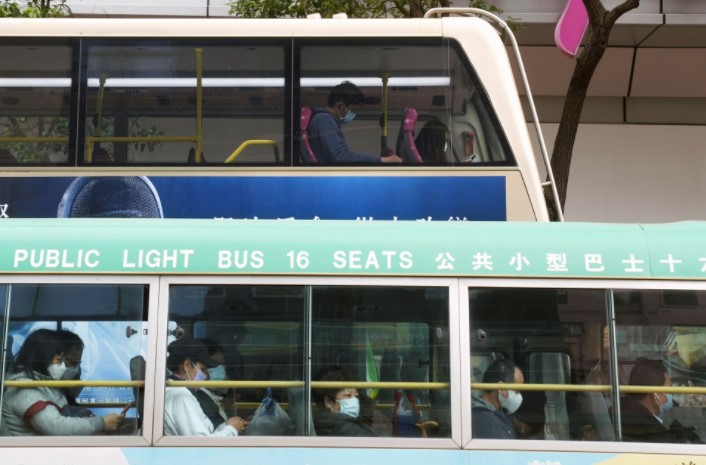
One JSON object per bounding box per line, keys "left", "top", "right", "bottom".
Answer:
{"left": 306, "top": 81, "right": 401, "bottom": 164}
{"left": 471, "top": 359, "right": 525, "bottom": 439}
{"left": 0, "top": 329, "right": 124, "bottom": 436}
{"left": 620, "top": 358, "right": 702, "bottom": 443}
{"left": 312, "top": 366, "right": 376, "bottom": 437}
{"left": 164, "top": 336, "right": 247, "bottom": 436}
{"left": 414, "top": 118, "right": 449, "bottom": 164}
{"left": 56, "top": 330, "right": 93, "bottom": 418}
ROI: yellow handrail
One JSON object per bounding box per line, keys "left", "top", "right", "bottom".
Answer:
{"left": 4, "top": 380, "right": 143, "bottom": 388}
{"left": 474, "top": 382, "right": 706, "bottom": 395}
{"left": 8, "top": 380, "right": 706, "bottom": 395}
{"left": 84, "top": 135, "right": 198, "bottom": 163}
{"left": 195, "top": 47, "right": 203, "bottom": 163}
{"left": 0, "top": 136, "right": 68, "bottom": 143}
{"left": 167, "top": 380, "right": 449, "bottom": 390}
{"left": 224, "top": 139, "right": 280, "bottom": 164}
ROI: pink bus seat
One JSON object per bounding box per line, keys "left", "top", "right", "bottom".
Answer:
{"left": 299, "top": 106, "right": 318, "bottom": 163}
{"left": 395, "top": 107, "right": 423, "bottom": 164}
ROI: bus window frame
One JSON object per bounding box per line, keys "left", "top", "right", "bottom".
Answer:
{"left": 461, "top": 277, "right": 706, "bottom": 454}
{"left": 153, "top": 275, "right": 462, "bottom": 449}
{"left": 0, "top": 274, "right": 159, "bottom": 448}
{"left": 78, "top": 37, "right": 293, "bottom": 167}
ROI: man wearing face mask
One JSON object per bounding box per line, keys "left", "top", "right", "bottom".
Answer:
{"left": 306, "top": 81, "right": 402, "bottom": 164}
{"left": 471, "top": 359, "right": 525, "bottom": 439}
{"left": 312, "top": 366, "right": 376, "bottom": 437}
{"left": 620, "top": 358, "right": 702, "bottom": 443}
{"left": 164, "top": 337, "right": 248, "bottom": 436}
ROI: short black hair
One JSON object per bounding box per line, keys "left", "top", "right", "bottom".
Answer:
{"left": 167, "top": 336, "right": 218, "bottom": 372}
{"left": 628, "top": 358, "right": 667, "bottom": 397}
{"left": 327, "top": 81, "right": 364, "bottom": 107}
{"left": 14, "top": 329, "right": 65, "bottom": 379}
{"left": 313, "top": 366, "right": 353, "bottom": 405}
{"left": 482, "top": 358, "right": 518, "bottom": 385}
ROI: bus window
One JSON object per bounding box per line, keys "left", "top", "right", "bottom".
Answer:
{"left": 311, "top": 286, "right": 450, "bottom": 438}
{"left": 614, "top": 289, "right": 706, "bottom": 444}
{"left": 469, "top": 288, "right": 615, "bottom": 441}
{"left": 298, "top": 40, "right": 514, "bottom": 166}
{"left": 0, "top": 283, "right": 148, "bottom": 437}
{"left": 83, "top": 41, "right": 286, "bottom": 165}
{"left": 166, "top": 284, "right": 306, "bottom": 437}
{"left": 0, "top": 42, "right": 73, "bottom": 165}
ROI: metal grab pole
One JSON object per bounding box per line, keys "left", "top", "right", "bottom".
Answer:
{"left": 195, "top": 48, "right": 203, "bottom": 163}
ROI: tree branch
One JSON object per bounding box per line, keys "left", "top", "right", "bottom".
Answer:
{"left": 606, "top": 0, "right": 641, "bottom": 27}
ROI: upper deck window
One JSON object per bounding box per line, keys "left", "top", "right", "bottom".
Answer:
{"left": 298, "top": 39, "right": 515, "bottom": 166}
{"left": 83, "top": 40, "right": 287, "bottom": 165}
{"left": 0, "top": 41, "right": 73, "bottom": 165}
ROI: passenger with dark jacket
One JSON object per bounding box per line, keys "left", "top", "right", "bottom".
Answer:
{"left": 313, "top": 366, "right": 376, "bottom": 437}
{"left": 620, "top": 358, "right": 702, "bottom": 444}
{"left": 471, "top": 359, "right": 525, "bottom": 439}
{"left": 307, "top": 81, "right": 401, "bottom": 164}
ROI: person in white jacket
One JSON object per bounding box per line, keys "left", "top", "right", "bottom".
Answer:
{"left": 164, "top": 337, "right": 247, "bottom": 436}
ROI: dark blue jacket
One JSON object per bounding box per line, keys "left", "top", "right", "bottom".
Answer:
{"left": 307, "top": 108, "right": 379, "bottom": 163}
{"left": 471, "top": 395, "right": 518, "bottom": 439}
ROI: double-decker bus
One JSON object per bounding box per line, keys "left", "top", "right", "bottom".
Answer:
{"left": 0, "top": 9, "right": 560, "bottom": 222}
{"left": 1, "top": 218, "right": 705, "bottom": 464}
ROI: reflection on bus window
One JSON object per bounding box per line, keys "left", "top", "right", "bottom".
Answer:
{"left": 0, "top": 284, "right": 147, "bottom": 436}
{"left": 470, "top": 288, "right": 615, "bottom": 441}
{"left": 615, "top": 290, "right": 706, "bottom": 444}
{"left": 85, "top": 43, "right": 286, "bottom": 165}
{"left": 166, "top": 284, "right": 450, "bottom": 438}
{"left": 311, "top": 286, "right": 450, "bottom": 438}
{"left": 299, "top": 41, "right": 514, "bottom": 166}
{"left": 0, "top": 44, "right": 72, "bottom": 165}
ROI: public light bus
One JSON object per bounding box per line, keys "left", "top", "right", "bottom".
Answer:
{"left": 1, "top": 219, "right": 706, "bottom": 465}
{"left": 0, "top": 8, "right": 560, "bottom": 222}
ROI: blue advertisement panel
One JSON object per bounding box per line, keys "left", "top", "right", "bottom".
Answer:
{"left": 0, "top": 175, "right": 506, "bottom": 221}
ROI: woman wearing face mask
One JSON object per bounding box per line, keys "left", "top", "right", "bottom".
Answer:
{"left": 620, "top": 358, "right": 702, "bottom": 443}
{"left": 312, "top": 367, "right": 376, "bottom": 437}
{"left": 0, "top": 329, "right": 124, "bottom": 436}
{"left": 164, "top": 337, "right": 248, "bottom": 436}
{"left": 471, "top": 358, "right": 525, "bottom": 439}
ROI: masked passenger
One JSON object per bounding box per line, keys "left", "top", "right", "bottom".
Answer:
{"left": 471, "top": 358, "right": 525, "bottom": 439}
{"left": 0, "top": 329, "right": 123, "bottom": 436}
{"left": 312, "top": 366, "right": 376, "bottom": 437}
{"left": 306, "top": 81, "right": 401, "bottom": 164}
{"left": 164, "top": 337, "right": 247, "bottom": 436}
{"left": 620, "top": 358, "right": 702, "bottom": 443}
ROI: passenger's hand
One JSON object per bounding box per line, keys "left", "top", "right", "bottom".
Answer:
{"left": 227, "top": 416, "right": 249, "bottom": 435}
{"left": 102, "top": 413, "right": 125, "bottom": 432}
{"left": 381, "top": 152, "right": 402, "bottom": 163}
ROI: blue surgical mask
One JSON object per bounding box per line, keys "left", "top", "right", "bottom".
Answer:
{"left": 209, "top": 364, "right": 226, "bottom": 381}
{"left": 62, "top": 366, "right": 83, "bottom": 398}
{"left": 655, "top": 393, "right": 673, "bottom": 418}
{"left": 208, "top": 364, "right": 228, "bottom": 395}
{"left": 341, "top": 110, "right": 356, "bottom": 125}
{"left": 189, "top": 362, "right": 208, "bottom": 390}
{"left": 338, "top": 397, "right": 360, "bottom": 418}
